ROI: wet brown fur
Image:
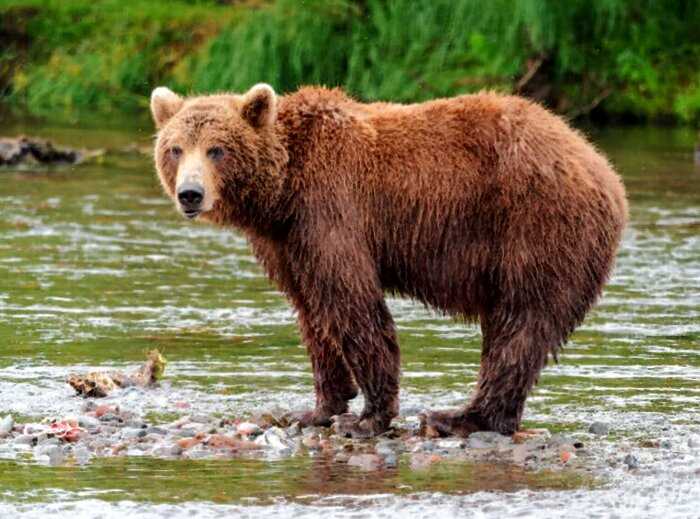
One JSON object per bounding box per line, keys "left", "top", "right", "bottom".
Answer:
{"left": 152, "top": 86, "right": 628, "bottom": 437}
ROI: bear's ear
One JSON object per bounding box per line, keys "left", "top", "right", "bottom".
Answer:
{"left": 150, "top": 87, "right": 184, "bottom": 129}
{"left": 240, "top": 83, "right": 277, "bottom": 129}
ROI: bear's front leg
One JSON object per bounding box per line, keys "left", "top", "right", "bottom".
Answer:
{"left": 285, "top": 310, "right": 359, "bottom": 427}
{"left": 295, "top": 293, "right": 400, "bottom": 438}
{"left": 328, "top": 295, "right": 401, "bottom": 439}
{"left": 289, "top": 224, "right": 401, "bottom": 438}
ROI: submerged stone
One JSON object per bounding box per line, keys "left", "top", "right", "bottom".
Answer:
{"left": 588, "top": 422, "right": 611, "bottom": 436}
{"left": 623, "top": 453, "right": 640, "bottom": 469}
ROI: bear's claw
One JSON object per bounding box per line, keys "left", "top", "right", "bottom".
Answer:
{"left": 284, "top": 408, "right": 340, "bottom": 428}
{"left": 419, "top": 409, "right": 486, "bottom": 438}
{"left": 332, "top": 413, "right": 389, "bottom": 439}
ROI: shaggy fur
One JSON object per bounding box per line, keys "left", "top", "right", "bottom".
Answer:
{"left": 151, "top": 85, "right": 628, "bottom": 438}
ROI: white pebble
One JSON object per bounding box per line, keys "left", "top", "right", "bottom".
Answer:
{"left": 0, "top": 415, "right": 13, "bottom": 437}
{"left": 237, "top": 422, "right": 262, "bottom": 436}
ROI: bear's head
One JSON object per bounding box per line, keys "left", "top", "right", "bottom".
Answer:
{"left": 150, "top": 84, "right": 288, "bottom": 230}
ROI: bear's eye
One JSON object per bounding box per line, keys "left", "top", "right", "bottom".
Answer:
{"left": 206, "top": 146, "right": 224, "bottom": 161}
{"left": 169, "top": 146, "right": 182, "bottom": 159}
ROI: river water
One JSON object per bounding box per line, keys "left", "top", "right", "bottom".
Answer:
{"left": 0, "top": 119, "right": 698, "bottom": 518}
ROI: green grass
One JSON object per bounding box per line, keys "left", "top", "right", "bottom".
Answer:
{"left": 2, "top": 0, "right": 700, "bottom": 123}
{"left": 0, "top": 0, "right": 240, "bottom": 114}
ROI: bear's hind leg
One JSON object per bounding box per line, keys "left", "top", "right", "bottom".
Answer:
{"left": 423, "top": 307, "right": 564, "bottom": 437}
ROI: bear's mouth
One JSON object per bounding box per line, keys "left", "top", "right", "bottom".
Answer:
{"left": 183, "top": 209, "right": 201, "bottom": 219}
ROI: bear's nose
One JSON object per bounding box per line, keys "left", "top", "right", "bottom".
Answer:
{"left": 177, "top": 183, "right": 204, "bottom": 207}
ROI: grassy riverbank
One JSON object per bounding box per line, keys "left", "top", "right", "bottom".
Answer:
{"left": 2, "top": 0, "right": 700, "bottom": 123}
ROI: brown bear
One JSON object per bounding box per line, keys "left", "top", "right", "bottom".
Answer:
{"left": 150, "top": 84, "right": 628, "bottom": 438}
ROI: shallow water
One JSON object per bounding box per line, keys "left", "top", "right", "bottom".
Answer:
{"left": 0, "top": 119, "right": 699, "bottom": 518}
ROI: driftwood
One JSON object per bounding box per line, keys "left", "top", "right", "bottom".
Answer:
{"left": 67, "top": 350, "right": 167, "bottom": 398}
{"left": 0, "top": 136, "right": 100, "bottom": 167}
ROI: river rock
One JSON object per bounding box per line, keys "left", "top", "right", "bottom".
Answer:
{"left": 410, "top": 452, "right": 442, "bottom": 470}
{"left": 512, "top": 443, "right": 534, "bottom": 463}
{"left": 183, "top": 445, "right": 212, "bottom": 460}
{"left": 466, "top": 431, "right": 510, "bottom": 449}
{"left": 623, "top": 453, "right": 640, "bottom": 469}
{"left": 176, "top": 427, "right": 199, "bottom": 438}
{"left": 347, "top": 453, "right": 382, "bottom": 471}
{"left": 237, "top": 422, "right": 262, "bottom": 437}
{"left": 78, "top": 415, "right": 101, "bottom": 429}
{"left": 123, "top": 419, "right": 146, "bottom": 429}
{"left": 99, "top": 412, "right": 121, "bottom": 423}
{"left": 545, "top": 434, "right": 572, "bottom": 448}
{"left": 81, "top": 401, "right": 98, "bottom": 413}
{"left": 435, "top": 438, "right": 465, "bottom": 451}
{"left": 170, "top": 415, "right": 192, "bottom": 428}
{"left": 13, "top": 434, "right": 36, "bottom": 446}
{"left": 22, "top": 423, "right": 46, "bottom": 435}
{"left": 411, "top": 440, "right": 435, "bottom": 452}
{"left": 0, "top": 446, "right": 17, "bottom": 460}
{"left": 286, "top": 422, "right": 303, "bottom": 437}
{"left": 302, "top": 434, "right": 321, "bottom": 450}
{"left": 588, "top": 422, "right": 610, "bottom": 435}
{"left": 252, "top": 409, "right": 287, "bottom": 429}
{"left": 74, "top": 446, "right": 91, "bottom": 465}
{"left": 36, "top": 445, "right": 65, "bottom": 466}
{"left": 0, "top": 415, "right": 13, "bottom": 437}
{"left": 122, "top": 427, "right": 147, "bottom": 439}
{"left": 146, "top": 426, "right": 168, "bottom": 436}
{"left": 152, "top": 443, "right": 183, "bottom": 457}
{"left": 376, "top": 439, "right": 401, "bottom": 456}
{"left": 170, "top": 444, "right": 184, "bottom": 456}
{"left": 254, "top": 427, "right": 294, "bottom": 454}
{"left": 37, "top": 436, "right": 59, "bottom": 447}
{"left": 383, "top": 452, "right": 398, "bottom": 468}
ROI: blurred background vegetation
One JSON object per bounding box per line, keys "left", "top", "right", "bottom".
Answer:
{"left": 1, "top": 0, "right": 700, "bottom": 124}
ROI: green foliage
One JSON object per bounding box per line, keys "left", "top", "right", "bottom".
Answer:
{"left": 2, "top": 0, "right": 700, "bottom": 123}
{"left": 0, "top": 0, "right": 237, "bottom": 114}
{"left": 184, "top": 0, "right": 355, "bottom": 94}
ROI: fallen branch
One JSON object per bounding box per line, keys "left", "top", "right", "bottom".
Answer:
{"left": 67, "top": 350, "right": 167, "bottom": 398}
{"left": 566, "top": 87, "right": 613, "bottom": 120}
{"left": 515, "top": 55, "right": 546, "bottom": 93}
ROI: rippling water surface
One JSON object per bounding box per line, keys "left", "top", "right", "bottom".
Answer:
{"left": 0, "top": 120, "right": 698, "bottom": 518}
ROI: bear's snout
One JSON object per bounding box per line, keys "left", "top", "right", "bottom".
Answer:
{"left": 177, "top": 182, "right": 205, "bottom": 219}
